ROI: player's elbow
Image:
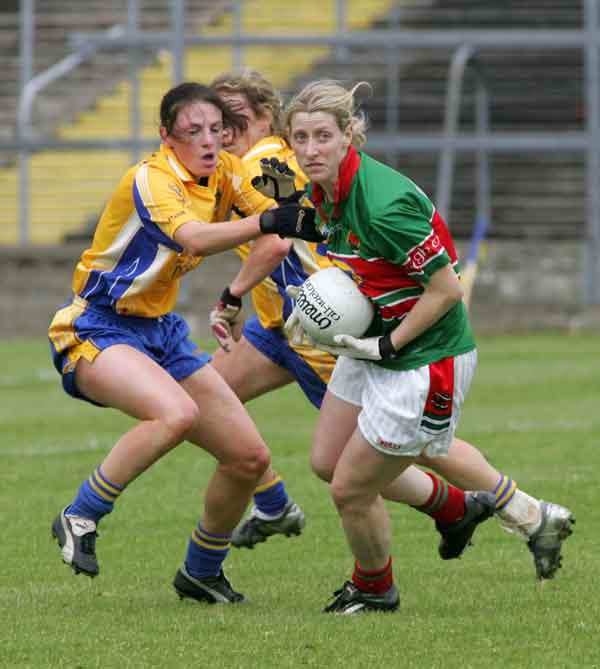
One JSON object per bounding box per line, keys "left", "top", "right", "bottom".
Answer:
{"left": 450, "top": 280, "right": 465, "bottom": 304}
{"left": 438, "top": 283, "right": 464, "bottom": 313}
{"left": 429, "top": 265, "right": 464, "bottom": 308}
{"left": 180, "top": 239, "right": 206, "bottom": 257}
{"left": 174, "top": 221, "right": 211, "bottom": 256}
{"left": 177, "top": 232, "right": 235, "bottom": 258}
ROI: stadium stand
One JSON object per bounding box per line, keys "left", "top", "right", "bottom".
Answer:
{"left": 1, "top": 0, "right": 395, "bottom": 244}
{"left": 0, "top": 0, "right": 229, "bottom": 243}
{"left": 0, "top": 2, "right": 226, "bottom": 147}
{"left": 0, "top": 0, "right": 586, "bottom": 243}
{"left": 295, "top": 0, "right": 585, "bottom": 240}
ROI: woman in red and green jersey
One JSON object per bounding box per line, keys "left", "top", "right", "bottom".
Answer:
{"left": 214, "top": 74, "right": 574, "bottom": 594}
{"left": 260, "top": 78, "right": 495, "bottom": 614}
{"left": 269, "top": 79, "right": 574, "bottom": 613}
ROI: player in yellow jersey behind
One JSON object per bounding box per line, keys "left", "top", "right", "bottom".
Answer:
{"left": 48, "top": 82, "right": 295, "bottom": 605}
{"left": 208, "top": 70, "right": 574, "bottom": 582}
{"left": 208, "top": 70, "right": 336, "bottom": 545}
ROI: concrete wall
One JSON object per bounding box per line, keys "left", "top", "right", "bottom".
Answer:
{"left": 2, "top": 240, "right": 599, "bottom": 341}
{"left": 1, "top": 243, "right": 244, "bottom": 341}
{"left": 463, "top": 240, "right": 600, "bottom": 333}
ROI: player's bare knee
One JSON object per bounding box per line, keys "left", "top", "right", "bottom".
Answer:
{"left": 251, "top": 445, "right": 271, "bottom": 479}
{"left": 330, "top": 480, "right": 360, "bottom": 514}
{"left": 331, "top": 477, "right": 377, "bottom": 516}
{"left": 310, "top": 452, "right": 334, "bottom": 483}
{"left": 163, "top": 402, "right": 201, "bottom": 444}
{"left": 229, "top": 443, "right": 271, "bottom": 482}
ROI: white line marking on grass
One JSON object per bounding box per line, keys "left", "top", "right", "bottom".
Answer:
{"left": 1, "top": 438, "right": 108, "bottom": 457}
{"left": 0, "top": 369, "right": 56, "bottom": 386}
{"left": 470, "top": 418, "right": 600, "bottom": 433}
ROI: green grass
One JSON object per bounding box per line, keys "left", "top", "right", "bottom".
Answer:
{"left": 1, "top": 334, "right": 599, "bottom": 668}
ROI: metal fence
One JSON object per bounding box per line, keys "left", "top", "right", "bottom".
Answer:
{"left": 3, "top": 0, "right": 600, "bottom": 302}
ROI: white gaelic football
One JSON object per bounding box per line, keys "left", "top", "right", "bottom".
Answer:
{"left": 295, "top": 266, "right": 375, "bottom": 345}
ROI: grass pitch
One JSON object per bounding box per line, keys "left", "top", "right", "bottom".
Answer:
{"left": 1, "top": 334, "right": 599, "bottom": 668}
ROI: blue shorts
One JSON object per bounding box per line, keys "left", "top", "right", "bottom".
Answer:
{"left": 242, "top": 316, "right": 330, "bottom": 409}
{"left": 48, "top": 299, "right": 210, "bottom": 405}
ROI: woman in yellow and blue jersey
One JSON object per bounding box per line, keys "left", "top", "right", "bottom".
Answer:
{"left": 206, "top": 70, "right": 338, "bottom": 548}
{"left": 48, "top": 82, "right": 285, "bottom": 604}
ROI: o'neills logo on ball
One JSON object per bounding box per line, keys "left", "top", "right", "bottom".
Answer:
{"left": 297, "top": 281, "right": 341, "bottom": 330}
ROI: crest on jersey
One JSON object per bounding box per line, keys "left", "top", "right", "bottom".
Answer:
{"left": 347, "top": 231, "right": 360, "bottom": 248}
{"left": 168, "top": 182, "right": 186, "bottom": 203}
{"left": 431, "top": 392, "right": 451, "bottom": 411}
{"left": 329, "top": 258, "right": 364, "bottom": 287}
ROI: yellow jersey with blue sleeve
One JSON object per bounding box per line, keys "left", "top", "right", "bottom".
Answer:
{"left": 229, "top": 137, "right": 337, "bottom": 409}
{"left": 72, "top": 144, "right": 273, "bottom": 318}
{"left": 48, "top": 144, "right": 273, "bottom": 403}
{"left": 233, "top": 136, "right": 331, "bottom": 329}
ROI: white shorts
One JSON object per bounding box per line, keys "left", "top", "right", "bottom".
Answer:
{"left": 327, "top": 349, "right": 477, "bottom": 457}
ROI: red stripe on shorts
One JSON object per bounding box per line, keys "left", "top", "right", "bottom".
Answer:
{"left": 424, "top": 356, "right": 455, "bottom": 421}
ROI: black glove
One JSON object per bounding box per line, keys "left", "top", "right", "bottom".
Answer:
{"left": 259, "top": 204, "right": 327, "bottom": 242}
{"left": 252, "top": 157, "right": 304, "bottom": 204}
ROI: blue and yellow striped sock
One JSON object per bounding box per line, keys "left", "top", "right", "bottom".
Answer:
{"left": 67, "top": 466, "right": 124, "bottom": 523}
{"left": 184, "top": 523, "right": 231, "bottom": 579}
{"left": 254, "top": 475, "right": 289, "bottom": 517}
{"left": 494, "top": 475, "right": 517, "bottom": 511}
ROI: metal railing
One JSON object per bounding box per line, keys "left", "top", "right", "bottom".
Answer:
{"left": 5, "top": 0, "right": 600, "bottom": 303}
{"left": 435, "top": 44, "right": 490, "bottom": 229}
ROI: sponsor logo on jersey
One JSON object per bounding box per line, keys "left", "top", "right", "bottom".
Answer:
{"left": 168, "top": 209, "right": 188, "bottom": 223}
{"left": 407, "top": 232, "right": 442, "bottom": 271}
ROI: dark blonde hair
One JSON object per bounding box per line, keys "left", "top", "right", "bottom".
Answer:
{"left": 284, "top": 80, "right": 371, "bottom": 148}
{"left": 210, "top": 69, "right": 283, "bottom": 134}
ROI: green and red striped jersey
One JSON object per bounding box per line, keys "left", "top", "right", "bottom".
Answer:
{"left": 310, "top": 150, "right": 476, "bottom": 371}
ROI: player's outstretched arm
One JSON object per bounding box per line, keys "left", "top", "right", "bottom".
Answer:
{"left": 259, "top": 205, "right": 326, "bottom": 242}
{"left": 209, "top": 235, "right": 290, "bottom": 351}
{"left": 174, "top": 216, "right": 262, "bottom": 256}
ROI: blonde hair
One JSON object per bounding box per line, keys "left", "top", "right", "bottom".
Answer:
{"left": 284, "top": 80, "right": 371, "bottom": 148}
{"left": 210, "top": 68, "right": 284, "bottom": 134}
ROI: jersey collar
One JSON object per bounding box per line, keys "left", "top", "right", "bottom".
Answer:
{"left": 310, "top": 144, "right": 361, "bottom": 222}
{"left": 161, "top": 144, "right": 197, "bottom": 183}
{"left": 310, "top": 144, "right": 360, "bottom": 224}
{"left": 242, "top": 135, "right": 287, "bottom": 164}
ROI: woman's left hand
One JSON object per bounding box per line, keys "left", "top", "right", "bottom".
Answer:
{"left": 316, "top": 333, "right": 399, "bottom": 361}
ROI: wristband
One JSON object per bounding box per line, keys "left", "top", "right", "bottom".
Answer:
{"left": 220, "top": 286, "right": 242, "bottom": 308}
{"left": 378, "top": 332, "right": 399, "bottom": 360}
{"left": 259, "top": 210, "right": 276, "bottom": 235}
